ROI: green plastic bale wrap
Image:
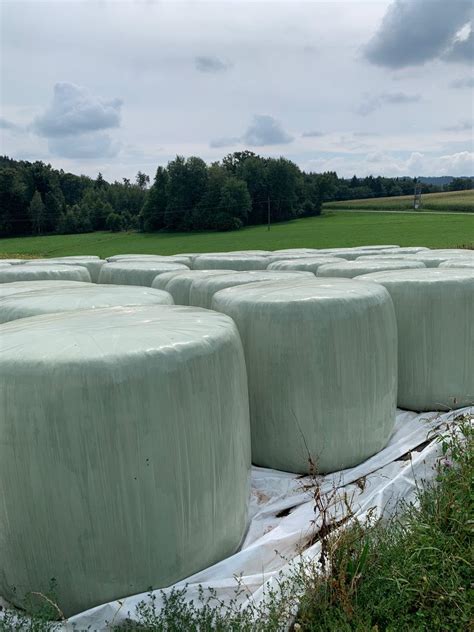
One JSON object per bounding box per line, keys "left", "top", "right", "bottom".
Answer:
{"left": 212, "top": 278, "right": 398, "bottom": 474}
{"left": 317, "top": 260, "right": 425, "bottom": 278}
{"left": 439, "top": 259, "right": 474, "bottom": 269}
{"left": 0, "top": 285, "right": 174, "bottom": 323}
{"left": 152, "top": 270, "right": 235, "bottom": 305}
{"left": 355, "top": 268, "right": 474, "bottom": 411}
{"left": 193, "top": 255, "right": 268, "bottom": 271}
{"left": 23, "top": 258, "right": 106, "bottom": 283}
{"left": 106, "top": 254, "right": 193, "bottom": 267}
{"left": 189, "top": 270, "right": 314, "bottom": 309}
{"left": 0, "top": 264, "right": 91, "bottom": 284}
{"left": 0, "top": 280, "right": 92, "bottom": 299}
{"left": 413, "top": 251, "right": 473, "bottom": 268}
{"left": 267, "top": 257, "right": 344, "bottom": 273}
{"left": 0, "top": 305, "right": 251, "bottom": 616}
{"left": 98, "top": 261, "right": 189, "bottom": 286}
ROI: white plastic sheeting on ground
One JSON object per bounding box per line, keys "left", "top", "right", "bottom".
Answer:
{"left": 0, "top": 305, "right": 251, "bottom": 616}
{"left": 189, "top": 271, "right": 314, "bottom": 309}
{"left": 213, "top": 278, "right": 397, "bottom": 473}
{"left": 0, "top": 280, "right": 92, "bottom": 299}
{"left": 0, "top": 285, "right": 174, "bottom": 323}
{"left": 98, "top": 261, "right": 189, "bottom": 286}
{"left": 0, "top": 259, "right": 27, "bottom": 264}
{"left": 193, "top": 254, "right": 269, "bottom": 271}
{"left": 317, "top": 260, "right": 425, "bottom": 278}
{"left": 356, "top": 268, "right": 474, "bottom": 411}
{"left": 152, "top": 270, "right": 236, "bottom": 305}
{"left": 44, "top": 406, "right": 473, "bottom": 631}
{"left": 0, "top": 264, "right": 91, "bottom": 284}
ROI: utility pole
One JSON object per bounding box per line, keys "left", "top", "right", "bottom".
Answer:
{"left": 267, "top": 195, "right": 271, "bottom": 231}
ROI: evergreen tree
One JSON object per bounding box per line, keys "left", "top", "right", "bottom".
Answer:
{"left": 28, "top": 190, "right": 46, "bottom": 234}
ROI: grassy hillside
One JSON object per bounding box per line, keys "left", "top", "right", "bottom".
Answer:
{"left": 324, "top": 189, "right": 474, "bottom": 212}
{"left": 0, "top": 211, "right": 472, "bottom": 259}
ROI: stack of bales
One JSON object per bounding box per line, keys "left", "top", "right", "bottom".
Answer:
{"left": 1, "top": 243, "right": 471, "bottom": 617}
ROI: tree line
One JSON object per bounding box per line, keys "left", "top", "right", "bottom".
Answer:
{"left": 0, "top": 152, "right": 472, "bottom": 237}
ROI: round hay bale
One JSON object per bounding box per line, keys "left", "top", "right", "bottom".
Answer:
{"left": 23, "top": 258, "right": 105, "bottom": 283}
{"left": 0, "top": 280, "right": 92, "bottom": 299}
{"left": 267, "top": 256, "right": 345, "bottom": 273}
{"left": 98, "top": 261, "right": 189, "bottom": 286}
{"left": 439, "top": 259, "right": 474, "bottom": 269}
{"left": 0, "top": 264, "right": 91, "bottom": 284}
{"left": 152, "top": 270, "right": 236, "bottom": 305}
{"left": 189, "top": 270, "right": 314, "bottom": 309}
{"left": 317, "top": 260, "right": 425, "bottom": 278}
{"left": 193, "top": 255, "right": 268, "bottom": 271}
{"left": 0, "top": 285, "right": 174, "bottom": 323}
{"left": 355, "top": 268, "right": 474, "bottom": 411}
{"left": 0, "top": 305, "right": 251, "bottom": 616}
{"left": 212, "top": 278, "right": 397, "bottom": 474}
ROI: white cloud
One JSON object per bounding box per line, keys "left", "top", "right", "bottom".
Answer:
{"left": 33, "top": 82, "right": 122, "bottom": 138}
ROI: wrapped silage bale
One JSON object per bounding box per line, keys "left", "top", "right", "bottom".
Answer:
{"left": 0, "top": 280, "right": 92, "bottom": 299}
{"left": 376, "top": 247, "right": 430, "bottom": 255}
{"left": 439, "top": 259, "right": 474, "bottom": 269}
{"left": 98, "top": 261, "right": 189, "bottom": 286}
{"left": 0, "top": 264, "right": 91, "bottom": 284}
{"left": 356, "top": 254, "right": 426, "bottom": 262}
{"left": 355, "top": 268, "right": 474, "bottom": 411}
{"left": 265, "top": 253, "right": 346, "bottom": 265}
{"left": 317, "top": 260, "right": 425, "bottom": 278}
{"left": 267, "top": 256, "right": 346, "bottom": 273}
{"left": 0, "top": 263, "right": 12, "bottom": 268}
{"left": 412, "top": 252, "right": 471, "bottom": 267}
{"left": 226, "top": 250, "right": 271, "bottom": 256}
{"left": 189, "top": 270, "right": 314, "bottom": 309}
{"left": 193, "top": 254, "right": 268, "bottom": 271}
{"left": 0, "top": 305, "right": 251, "bottom": 616}
{"left": 0, "top": 285, "right": 174, "bottom": 323}
{"left": 107, "top": 254, "right": 193, "bottom": 267}
{"left": 23, "top": 258, "right": 106, "bottom": 283}
{"left": 152, "top": 270, "right": 236, "bottom": 305}
{"left": 272, "top": 248, "right": 321, "bottom": 255}
{"left": 212, "top": 278, "right": 397, "bottom": 473}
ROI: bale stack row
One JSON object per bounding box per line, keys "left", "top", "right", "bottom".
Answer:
{"left": 0, "top": 244, "right": 472, "bottom": 616}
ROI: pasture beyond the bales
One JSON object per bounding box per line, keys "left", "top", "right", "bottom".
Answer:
{"left": 0, "top": 210, "right": 473, "bottom": 259}
{"left": 324, "top": 188, "right": 474, "bottom": 213}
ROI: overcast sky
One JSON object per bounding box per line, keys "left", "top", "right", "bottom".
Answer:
{"left": 1, "top": 0, "right": 473, "bottom": 181}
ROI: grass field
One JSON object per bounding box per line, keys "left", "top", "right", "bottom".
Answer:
{"left": 324, "top": 188, "right": 474, "bottom": 213}
{"left": 0, "top": 211, "right": 473, "bottom": 259}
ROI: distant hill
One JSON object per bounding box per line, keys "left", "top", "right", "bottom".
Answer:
{"left": 419, "top": 176, "right": 473, "bottom": 186}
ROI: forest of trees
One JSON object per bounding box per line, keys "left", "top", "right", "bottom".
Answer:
{"left": 0, "top": 152, "right": 472, "bottom": 237}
